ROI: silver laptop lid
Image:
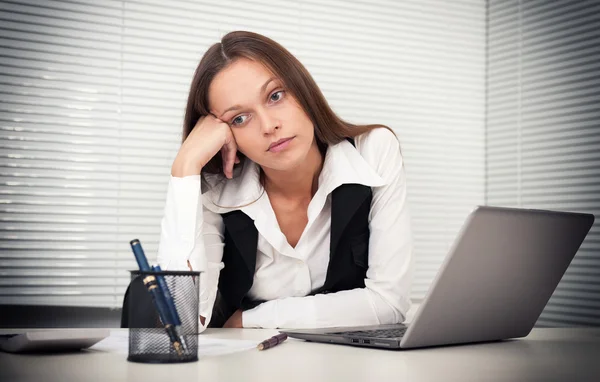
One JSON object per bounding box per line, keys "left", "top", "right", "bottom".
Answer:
{"left": 401, "top": 206, "right": 594, "bottom": 349}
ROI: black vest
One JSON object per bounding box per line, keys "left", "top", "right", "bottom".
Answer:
{"left": 209, "top": 140, "right": 372, "bottom": 327}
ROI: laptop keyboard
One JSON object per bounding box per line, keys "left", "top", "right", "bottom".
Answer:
{"left": 330, "top": 327, "right": 408, "bottom": 339}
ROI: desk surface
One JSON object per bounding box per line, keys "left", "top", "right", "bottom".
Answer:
{"left": 1, "top": 328, "right": 599, "bottom": 382}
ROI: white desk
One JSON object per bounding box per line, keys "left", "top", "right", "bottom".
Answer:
{"left": 1, "top": 328, "right": 599, "bottom": 382}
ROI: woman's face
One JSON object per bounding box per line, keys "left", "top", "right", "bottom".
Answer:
{"left": 208, "top": 58, "right": 317, "bottom": 172}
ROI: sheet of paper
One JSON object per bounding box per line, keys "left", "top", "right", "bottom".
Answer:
{"left": 88, "top": 330, "right": 258, "bottom": 357}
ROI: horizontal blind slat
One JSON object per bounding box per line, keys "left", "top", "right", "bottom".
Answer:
{"left": 1, "top": 0, "right": 485, "bottom": 307}
{"left": 488, "top": 0, "right": 600, "bottom": 327}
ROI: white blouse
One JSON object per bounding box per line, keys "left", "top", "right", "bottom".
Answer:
{"left": 157, "top": 127, "right": 414, "bottom": 331}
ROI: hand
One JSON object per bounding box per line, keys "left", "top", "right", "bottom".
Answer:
{"left": 171, "top": 115, "right": 239, "bottom": 178}
{"left": 223, "top": 309, "right": 243, "bottom": 328}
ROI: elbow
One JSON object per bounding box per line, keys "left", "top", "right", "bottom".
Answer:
{"left": 365, "top": 281, "right": 411, "bottom": 325}
{"left": 393, "top": 294, "right": 411, "bottom": 323}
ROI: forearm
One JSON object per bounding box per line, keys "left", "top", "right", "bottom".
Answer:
{"left": 242, "top": 287, "right": 408, "bottom": 329}
{"left": 156, "top": 175, "right": 225, "bottom": 331}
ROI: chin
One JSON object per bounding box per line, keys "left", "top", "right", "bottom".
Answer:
{"left": 262, "top": 157, "right": 303, "bottom": 172}
{"left": 259, "top": 149, "right": 308, "bottom": 173}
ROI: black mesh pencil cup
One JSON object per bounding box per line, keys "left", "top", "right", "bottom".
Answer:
{"left": 127, "top": 270, "right": 200, "bottom": 363}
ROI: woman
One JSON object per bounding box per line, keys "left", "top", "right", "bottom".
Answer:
{"left": 157, "top": 31, "right": 413, "bottom": 330}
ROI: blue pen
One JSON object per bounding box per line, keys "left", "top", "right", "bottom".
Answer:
{"left": 152, "top": 265, "right": 181, "bottom": 326}
{"left": 129, "top": 239, "right": 185, "bottom": 356}
{"left": 130, "top": 238, "right": 151, "bottom": 272}
{"left": 152, "top": 264, "right": 187, "bottom": 351}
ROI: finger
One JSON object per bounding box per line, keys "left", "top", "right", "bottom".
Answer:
{"left": 225, "top": 144, "right": 237, "bottom": 178}
{"left": 234, "top": 156, "right": 240, "bottom": 164}
{"left": 220, "top": 146, "right": 231, "bottom": 179}
{"left": 223, "top": 134, "right": 238, "bottom": 178}
{"left": 221, "top": 145, "right": 237, "bottom": 179}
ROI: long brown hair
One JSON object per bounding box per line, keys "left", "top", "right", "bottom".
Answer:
{"left": 183, "top": 30, "right": 395, "bottom": 179}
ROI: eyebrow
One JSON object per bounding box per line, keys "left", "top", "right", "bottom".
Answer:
{"left": 218, "top": 77, "right": 278, "bottom": 119}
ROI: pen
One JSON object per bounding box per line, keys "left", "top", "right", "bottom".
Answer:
{"left": 151, "top": 264, "right": 187, "bottom": 351}
{"left": 129, "top": 239, "right": 184, "bottom": 356}
{"left": 151, "top": 265, "right": 181, "bottom": 325}
{"left": 130, "top": 238, "right": 151, "bottom": 271}
{"left": 257, "top": 333, "right": 288, "bottom": 351}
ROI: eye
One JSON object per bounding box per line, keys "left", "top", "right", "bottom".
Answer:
{"left": 231, "top": 115, "right": 248, "bottom": 126}
{"left": 270, "top": 90, "right": 284, "bottom": 102}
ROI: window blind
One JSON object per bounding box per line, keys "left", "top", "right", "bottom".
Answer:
{"left": 487, "top": 0, "right": 600, "bottom": 326}
{"left": 0, "top": 0, "right": 485, "bottom": 308}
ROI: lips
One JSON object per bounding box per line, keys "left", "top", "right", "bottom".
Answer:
{"left": 268, "top": 137, "right": 294, "bottom": 151}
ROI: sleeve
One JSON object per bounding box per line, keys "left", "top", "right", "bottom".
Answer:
{"left": 242, "top": 129, "right": 414, "bottom": 329}
{"left": 156, "top": 175, "right": 225, "bottom": 333}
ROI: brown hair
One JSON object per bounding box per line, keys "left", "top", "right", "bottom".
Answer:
{"left": 183, "top": 30, "right": 395, "bottom": 179}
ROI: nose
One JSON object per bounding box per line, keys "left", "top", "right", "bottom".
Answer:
{"left": 257, "top": 108, "right": 280, "bottom": 135}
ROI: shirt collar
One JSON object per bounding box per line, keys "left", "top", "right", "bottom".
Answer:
{"left": 317, "top": 138, "right": 386, "bottom": 197}
{"left": 201, "top": 138, "right": 386, "bottom": 215}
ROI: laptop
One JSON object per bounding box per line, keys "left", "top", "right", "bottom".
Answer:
{"left": 0, "top": 329, "right": 110, "bottom": 353}
{"left": 281, "top": 206, "right": 595, "bottom": 350}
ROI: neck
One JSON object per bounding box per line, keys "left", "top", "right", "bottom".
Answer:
{"left": 262, "top": 139, "right": 324, "bottom": 200}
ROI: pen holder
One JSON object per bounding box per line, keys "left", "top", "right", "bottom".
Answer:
{"left": 127, "top": 270, "right": 200, "bottom": 363}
